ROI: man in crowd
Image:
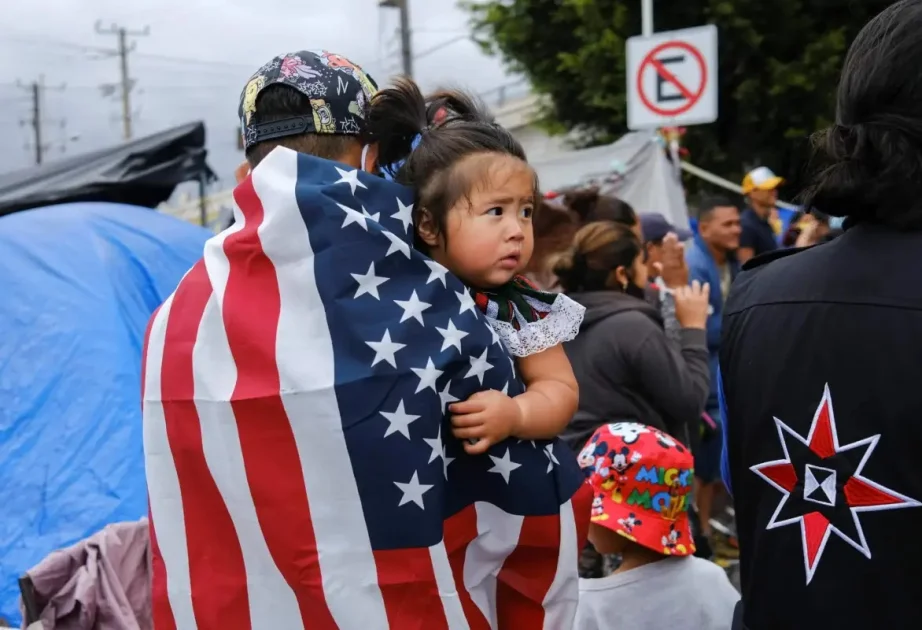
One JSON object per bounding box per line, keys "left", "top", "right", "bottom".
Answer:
{"left": 737, "top": 167, "right": 783, "bottom": 263}
{"left": 640, "top": 214, "right": 692, "bottom": 343}
{"left": 685, "top": 197, "right": 741, "bottom": 554}
{"left": 641, "top": 213, "right": 692, "bottom": 284}
{"left": 144, "top": 50, "right": 589, "bottom": 630}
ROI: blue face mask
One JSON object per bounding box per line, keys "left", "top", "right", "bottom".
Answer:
{"left": 829, "top": 216, "right": 845, "bottom": 229}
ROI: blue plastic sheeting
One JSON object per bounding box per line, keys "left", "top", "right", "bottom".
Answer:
{"left": 0, "top": 203, "right": 210, "bottom": 624}
{"left": 776, "top": 206, "right": 799, "bottom": 242}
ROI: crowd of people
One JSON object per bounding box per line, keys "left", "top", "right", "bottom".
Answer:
{"left": 137, "top": 2, "right": 922, "bottom": 629}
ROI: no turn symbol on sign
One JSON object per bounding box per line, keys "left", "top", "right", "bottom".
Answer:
{"left": 638, "top": 41, "right": 707, "bottom": 117}
{"left": 626, "top": 25, "right": 718, "bottom": 130}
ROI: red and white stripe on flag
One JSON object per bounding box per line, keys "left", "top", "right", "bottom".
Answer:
{"left": 142, "top": 147, "right": 591, "bottom": 629}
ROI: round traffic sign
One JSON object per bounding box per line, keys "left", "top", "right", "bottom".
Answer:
{"left": 636, "top": 41, "right": 708, "bottom": 117}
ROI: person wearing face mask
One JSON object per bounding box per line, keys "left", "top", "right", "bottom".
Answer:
{"left": 145, "top": 51, "right": 594, "bottom": 630}
{"left": 555, "top": 221, "right": 712, "bottom": 452}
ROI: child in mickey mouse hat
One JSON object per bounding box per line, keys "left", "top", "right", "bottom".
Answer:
{"left": 574, "top": 422, "right": 739, "bottom": 630}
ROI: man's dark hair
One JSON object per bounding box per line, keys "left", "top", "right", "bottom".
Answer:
{"left": 245, "top": 85, "right": 363, "bottom": 167}
{"left": 697, "top": 195, "right": 738, "bottom": 222}
{"left": 801, "top": 0, "right": 922, "bottom": 229}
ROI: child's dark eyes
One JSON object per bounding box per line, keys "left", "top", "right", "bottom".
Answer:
{"left": 486, "top": 206, "right": 534, "bottom": 218}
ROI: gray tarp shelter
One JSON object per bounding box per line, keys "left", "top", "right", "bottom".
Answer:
{"left": 532, "top": 131, "right": 690, "bottom": 229}
{"left": 0, "top": 122, "right": 216, "bottom": 218}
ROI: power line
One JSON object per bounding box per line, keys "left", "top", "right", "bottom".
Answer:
{"left": 0, "top": 26, "right": 258, "bottom": 74}
{"left": 62, "top": 83, "right": 241, "bottom": 91}
{"left": 413, "top": 35, "right": 469, "bottom": 61}
{"left": 0, "top": 27, "right": 107, "bottom": 54}
{"left": 374, "top": 33, "right": 469, "bottom": 73}
{"left": 131, "top": 51, "right": 253, "bottom": 71}
{"left": 94, "top": 20, "right": 150, "bottom": 141}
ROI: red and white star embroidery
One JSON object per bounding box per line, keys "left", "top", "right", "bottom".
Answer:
{"left": 751, "top": 383, "right": 921, "bottom": 584}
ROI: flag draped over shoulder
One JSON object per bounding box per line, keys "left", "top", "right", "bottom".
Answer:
{"left": 142, "top": 146, "right": 592, "bottom": 630}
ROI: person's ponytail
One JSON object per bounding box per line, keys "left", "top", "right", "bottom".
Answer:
{"left": 799, "top": 1, "right": 922, "bottom": 229}
{"left": 562, "top": 187, "right": 601, "bottom": 222}
{"left": 800, "top": 119, "right": 922, "bottom": 228}
{"left": 365, "top": 77, "right": 428, "bottom": 177}
{"left": 427, "top": 89, "right": 492, "bottom": 126}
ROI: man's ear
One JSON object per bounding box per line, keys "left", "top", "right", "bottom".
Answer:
{"left": 234, "top": 161, "right": 250, "bottom": 184}
{"left": 415, "top": 208, "right": 440, "bottom": 248}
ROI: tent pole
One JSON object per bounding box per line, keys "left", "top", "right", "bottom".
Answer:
{"left": 198, "top": 176, "right": 207, "bottom": 227}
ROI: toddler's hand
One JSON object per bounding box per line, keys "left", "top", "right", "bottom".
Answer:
{"left": 450, "top": 389, "right": 523, "bottom": 455}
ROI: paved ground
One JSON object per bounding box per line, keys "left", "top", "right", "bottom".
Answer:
{"left": 711, "top": 506, "right": 741, "bottom": 592}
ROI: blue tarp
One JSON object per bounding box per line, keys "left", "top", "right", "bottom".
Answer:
{"left": 0, "top": 203, "right": 209, "bottom": 624}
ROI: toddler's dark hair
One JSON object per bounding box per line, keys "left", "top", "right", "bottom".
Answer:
{"left": 365, "top": 78, "right": 534, "bottom": 249}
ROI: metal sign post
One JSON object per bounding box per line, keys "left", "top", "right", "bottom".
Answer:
{"left": 642, "top": 0, "right": 654, "bottom": 37}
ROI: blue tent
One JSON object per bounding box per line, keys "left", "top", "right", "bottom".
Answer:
{"left": 0, "top": 203, "right": 210, "bottom": 624}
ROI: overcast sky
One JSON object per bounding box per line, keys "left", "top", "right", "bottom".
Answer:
{"left": 0, "top": 0, "right": 522, "bottom": 187}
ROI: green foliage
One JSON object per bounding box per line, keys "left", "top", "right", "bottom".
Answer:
{"left": 463, "top": 0, "right": 895, "bottom": 194}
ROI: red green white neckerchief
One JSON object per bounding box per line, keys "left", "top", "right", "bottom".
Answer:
{"left": 472, "top": 275, "right": 557, "bottom": 331}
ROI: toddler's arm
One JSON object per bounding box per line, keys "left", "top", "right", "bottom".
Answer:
{"left": 511, "top": 343, "right": 579, "bottom": 440}
{"left": 449, "top": 344, "right": 578, "bottom": 454}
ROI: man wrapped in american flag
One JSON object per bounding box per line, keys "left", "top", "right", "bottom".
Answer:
{"left": 142, "top": 51, "right": 591, "bottom": 630}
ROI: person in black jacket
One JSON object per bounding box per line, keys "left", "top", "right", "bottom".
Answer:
{"left": 719, "top": 3, "right": 922, "bottom": 627}
{"left": 554, "top": 221, "right": 711, "bottom": 449}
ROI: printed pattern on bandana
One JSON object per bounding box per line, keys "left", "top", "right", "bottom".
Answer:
{"left": 475, "top": 275, "right": 556, "bottom": 329}
{"left": 750, "top": 383, "right": 922, "bottom": 584}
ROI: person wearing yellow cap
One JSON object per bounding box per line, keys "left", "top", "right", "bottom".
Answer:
{"left": 738, "top": 166, "right": 784, "bottom": 263}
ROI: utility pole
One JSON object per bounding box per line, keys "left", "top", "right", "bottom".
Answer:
{"left": 379, "top": 0, "right": 413, "bottom": 78}
{"left": 95, "top": 20, "right": 150, "bottom": 141}
{"left": 16, "top": 75, "right": 66, "bottom": 165}
{"left": 28, "top": 81, "right": 41, "bottom": 166}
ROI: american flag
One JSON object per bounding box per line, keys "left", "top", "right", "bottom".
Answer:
{"left": 142, "top": 146, "right": 591, "bottom": 630}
